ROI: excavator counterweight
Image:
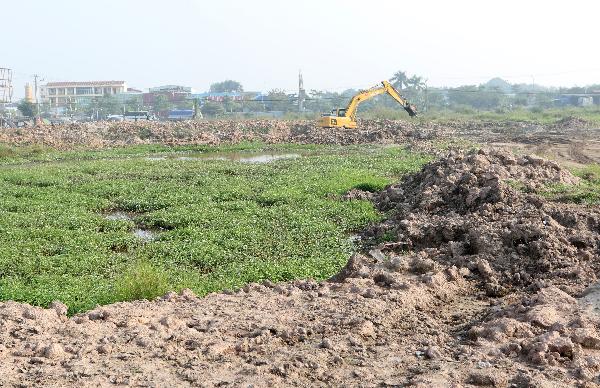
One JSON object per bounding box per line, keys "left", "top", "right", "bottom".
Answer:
{"left": 317, "top": 80, "right": 416, "bottom": 128}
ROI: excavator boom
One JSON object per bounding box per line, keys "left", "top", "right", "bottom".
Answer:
{"left": 317, "top": 80, "right": 416, "bottom": 128}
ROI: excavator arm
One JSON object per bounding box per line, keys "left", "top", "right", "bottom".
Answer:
{"left": 343, "top": 81, "right": 417, "bottom": 121}
{"left": 381, "top": 81, "right": 417, "bottom": 117}
{"left": 317, "top": 80, "right": 417, "bottom": 128}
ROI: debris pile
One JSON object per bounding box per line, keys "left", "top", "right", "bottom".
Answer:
{"left": 552, "top": 116, "right": 594, "bottom": 130}
{"left": 0, "top": 119, "right": 449, "bottom": 149}
{"left": 369, "top": 149, "right": 598, "bottom": 296}
{"left": 469, "top": 286, "right": 600, "bottom": 370}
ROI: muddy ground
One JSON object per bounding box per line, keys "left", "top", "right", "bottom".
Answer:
{"left": 2, "top": 117, "right": 600, "bottom": 168}
{"left": 2, "top": 120, "right": 600, "bottom": 386}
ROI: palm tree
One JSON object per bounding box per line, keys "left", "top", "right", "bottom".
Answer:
{"left": 390, "top": 71, "right": 409, "bottom": 90}
{"left": 407, "top": 75, "right": 426, "bottom": 91}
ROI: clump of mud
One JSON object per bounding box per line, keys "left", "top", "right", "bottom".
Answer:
{"left": 368, "top": 149, "right": 598, "bottom": 296}
{"left": 469, "top": 286, "right": 600, "bottom": 370}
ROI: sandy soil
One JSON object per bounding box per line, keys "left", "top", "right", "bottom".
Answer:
{"left": 2, "top": 147, "right": 600, "bottom": 387}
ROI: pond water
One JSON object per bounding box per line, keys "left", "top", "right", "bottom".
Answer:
{"left": 146, "top": 152, "right": 302, "bottom": 163}
{"left": 104, "top": 211, "right": 158, "bottom": 242}
{"left": 133, "top": 228, "right": 157, "bottom": 242}
{"left": 105, "top": 211, "right": 133, "bottom": 221}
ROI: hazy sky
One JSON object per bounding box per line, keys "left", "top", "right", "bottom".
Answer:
{"left": 4, "top": 0, "right": 600, "bottom": 99}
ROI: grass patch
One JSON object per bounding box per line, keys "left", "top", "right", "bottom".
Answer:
{"left": 0, "top": 143, "right": 430, "bottom": 313}
{"left": 115, "top": 261, "right": 170, "bottom": 301}
{"left": 538, "top": 164, "right": 600, "bottom": 204}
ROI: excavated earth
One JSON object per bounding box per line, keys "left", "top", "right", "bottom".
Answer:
{"left": 3, "top": 148, "right": 600, "bottom": 387}
{"left": 0, "top": 119, "right": 446, "bottom": 149}
{"left": 4, "top": 117, "right": 600, "bottom": 167}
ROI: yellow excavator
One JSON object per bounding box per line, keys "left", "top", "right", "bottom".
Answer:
{"left": 317, "top": 80, "right": 417, "bottom": 128}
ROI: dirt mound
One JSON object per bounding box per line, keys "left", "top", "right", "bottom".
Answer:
{"left": 552, "top": 116, "right": 594, "bottom": 130}
{"left": 0, "top": 119, "right": 450, "bottom": 150}
{"left": 0, "top": 254, "right": 579, "bottom": 388}
{"left": 368, "top": 149, "right": 598, "bottom": 297}
{"left": 470, "top": 286, "right": 600, "bottom": 369}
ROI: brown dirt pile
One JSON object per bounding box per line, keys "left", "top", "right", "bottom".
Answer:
{"left": 369, "top": 149, "right": 597, "bottom": 296}
{"left": 0, "top": 119, "right": 447, "bottom": 150}
{"left": 2, "top": 150, "right": 600, "bottom": 386}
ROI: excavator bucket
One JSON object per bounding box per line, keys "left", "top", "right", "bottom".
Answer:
{"left": 404, "top": 104, "right": 417, "bottom": 117}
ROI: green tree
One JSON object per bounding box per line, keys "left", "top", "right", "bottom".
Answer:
{"left": 267, "top": 89, "right": 292, "bottom": 112}
{"left": 17, "top": 100, "right": 36, "bottom": 118}
{"left": 209, "top": 80, "right": 243, "bottom": 93}
{"left": 99, "top": 95, "right": 120, "bottom": 115}
{"left": 175, "top": 100, "right": 193, "bottom": 110}
{"left": 390, "top": 71, "right": 409, "bottom": 90}
{"left": 200, "top": 101, "right": 225, "bottom": 117}
{"left": 447, "top": 85, "right": 502, "bottom": 110}
{"left": 223, "top": 96, "right": 242, "bottom": 113}
{"left": 242, "top": 99, "right": 264, "bottom": 113}
{"left": 152, "top": 95, "right": 172, "bottom": 114}
{"left": 125, "top": 97, "right": 142, "bottom": 111}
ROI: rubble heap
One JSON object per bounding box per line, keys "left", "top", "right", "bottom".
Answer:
{"left": 369, "top": 149, "right": 598, "bottom": 296}
{"left": 0, "top": 119, "right": 446, "bottom": 149}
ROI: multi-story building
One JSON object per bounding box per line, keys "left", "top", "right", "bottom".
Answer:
{"left": 40, "top": 81, "right": 127, "bottom": 107}
{"left": 149, "top": 85, "right": 192, "bottom": 94}
{"left": 143, "top": 85, "right": 192, "bottom": 105}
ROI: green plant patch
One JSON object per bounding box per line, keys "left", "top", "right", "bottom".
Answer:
{"left": 536, "top": 165, "right": 600, "bottom": 205}
{"left": 0, "top": 144, "right": 430, "bottom": 313}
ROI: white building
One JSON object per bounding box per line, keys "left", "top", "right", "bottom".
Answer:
{"left": 40, "top": 81, "right": 127, "bottom": 106}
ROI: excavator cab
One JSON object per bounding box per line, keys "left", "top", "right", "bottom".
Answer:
{"left": 318, "top": 109, "right": 355, "bottom": 128}
{"left": 321, "top": 108, "right": 346, "bottom": 117}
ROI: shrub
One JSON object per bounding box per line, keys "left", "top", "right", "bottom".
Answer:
{"left": 115, "top": 261, "right": 170, "bottom": 301}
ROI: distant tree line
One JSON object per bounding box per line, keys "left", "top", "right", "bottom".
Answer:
{"left": 15, "top": 73, "right": 600, "bottom": 120}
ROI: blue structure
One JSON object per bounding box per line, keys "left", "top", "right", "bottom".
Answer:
{"left": 168, "top": 109, "right": 194, "bottom": 120}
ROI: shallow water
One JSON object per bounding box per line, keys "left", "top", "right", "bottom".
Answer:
{"left": 133, "top": 228, "right": 157, "bottom": 242}
{"left": 104, "top": 212, "right": 158, "bottom": 242}
{"left": 148, "top": 151, "right": 302, "bottom": 163}
{"left": 104, "top": 211, "right": 133, "bottom": 221}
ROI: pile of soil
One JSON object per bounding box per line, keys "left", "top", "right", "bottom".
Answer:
{"left": 4, "top": 117, "right": 600, "bottom": 166}
{"left": 369, "top": 149, "right": 597, "bottom": 296}
{"left": 552, "top": 116, "right": 594, "bottom": 130}
{"left": 2, "top": 149, "right": 600, "bottom": 386}
{"left": 0, "top": 119, "right": 448, "bottom": 150}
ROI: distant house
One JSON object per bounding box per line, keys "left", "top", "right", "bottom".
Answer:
{"left": 144, "top": 85, "right": 192, "bottom": 105}
{"left": 190, "top": 91, "right": 244, "bottom": 102}
{"left": 555, "top": 93, "right": 600, "bottom": 107}
{"left": 578, "top": 96, "right": 594, "bottom": 107}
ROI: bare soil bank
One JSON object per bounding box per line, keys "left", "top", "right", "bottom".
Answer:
{"left": 3, "top": 117, "right": 600, "bottom": 167}
{"left": 2, "top": 149, "right": 600, "bottom": 387}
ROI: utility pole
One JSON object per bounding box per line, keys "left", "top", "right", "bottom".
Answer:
{"left": 33, "top": 74, "right": 42, "bottom": 118}
{"left": 298, "top": 70, "right": 306, "bottom": 112}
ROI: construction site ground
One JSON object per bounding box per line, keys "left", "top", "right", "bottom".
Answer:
{"left": 1, "top": 118, "right": 600, "bottom": 387}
